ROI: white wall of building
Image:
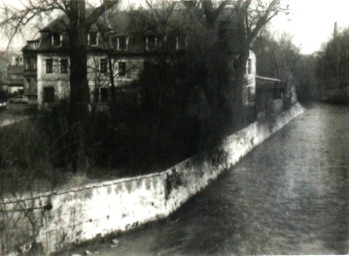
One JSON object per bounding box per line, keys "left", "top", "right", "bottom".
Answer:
{"left": 244, "top": 50, "right": 257, "bottom": 106}
{"left": 37, "top": 53, "right": 144, "bottom": 108}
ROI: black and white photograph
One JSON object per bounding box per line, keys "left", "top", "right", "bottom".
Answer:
{"left": 0, "top": 0, "right": 348, "bottom": 255}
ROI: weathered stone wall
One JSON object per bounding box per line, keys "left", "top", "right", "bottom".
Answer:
{"left": 0, "top": 103, "right": 304, "bottom": 256}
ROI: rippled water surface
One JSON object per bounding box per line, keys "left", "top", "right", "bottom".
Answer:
{"left": 86, "top": 103, "right": 349, "bottom": 255}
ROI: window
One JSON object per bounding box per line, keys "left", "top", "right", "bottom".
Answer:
{"left": 32, "top": 58, "right": 37, "bottom": 70}
{"left": 145, "top": 36, "right": 157, "bottom": 50}
{"left": 61, "top": 59, "right": 68, "bottom": 73}
{"left": 25, "top": 58, "right": 36, "bottom": 71}
{"left": 100, "top": 59, "right": 108, "bottom": 73}
{"left": 52, "top": 33, "right": 62, "bottom": 47}
{"left": 176, "top": 36, "right": 187, "bottom": 50}
{"left": 247, "top": 87, "right": 253, "bottom": 102}
{"left": 89, "top": 32, "right": 98, "bottom": 46}
{"left": 43, "top": 87, "right": 55, "bottom": 103}
{"left": 25, "top": 58, "right": 30, "bottom": 70}
{"left": 46, "top": 59, "right": 53, "bottom": 73}
{"left": 247, "top": 59, "right": 252, "bottom": 74}
{"left": 111, "top": 36, "right": 118, "bottom": 48}
{"left": 118, "top": 62, "right": 126, "bottom": 77}
{"left": 94, "top": 88, "right": 99, "bottom": 102}
{"left": 117, "top": 36, "right": 127, "bottom": 50}
{"left": 157, "top": 36, "right": 166, "bottom": 48}
{"left": 26, "top": 78, "right": 31, "bottom": 85}
{"left": 100, "top": 88, "right": 108, "bottom": 103}
{"left": 30, "top": 41, "right": 39, "bottom": 49}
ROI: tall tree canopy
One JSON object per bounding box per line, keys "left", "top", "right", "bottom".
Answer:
{"left": 0, "top": 0, "right": 119, "bottom": 169}
{"left": 183, "top": 0, "right": 288, "bottom": 126}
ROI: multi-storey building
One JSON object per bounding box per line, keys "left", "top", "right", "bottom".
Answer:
{"left": 22, "top": 9, "right": 257, "bottom": 109}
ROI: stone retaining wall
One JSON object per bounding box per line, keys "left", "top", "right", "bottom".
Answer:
{"left": 0, "top": 103, "right": 304, "bottom": 256}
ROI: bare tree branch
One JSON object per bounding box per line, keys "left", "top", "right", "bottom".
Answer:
{"left": 85, "top": 0, "right": 119, "bottom": 28}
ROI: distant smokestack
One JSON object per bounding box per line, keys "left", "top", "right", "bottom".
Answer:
{"left": 334, "top": 22, "right": 338, "bottom": 38}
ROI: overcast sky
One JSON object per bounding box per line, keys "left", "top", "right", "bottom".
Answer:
{"left": 270, "top": 0, "right": 349, "bottom": 54}
{"left": 1, "top": 0, "right": 349, "bottom": 54}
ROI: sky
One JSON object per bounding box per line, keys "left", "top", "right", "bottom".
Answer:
{"left": 1, "top": 0, "right": 349, "bottom": 54}
{"left": 270, "top": 0, "right": 349, "bottom": 54}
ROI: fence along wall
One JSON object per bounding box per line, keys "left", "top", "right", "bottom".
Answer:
{"left": 0, "top": 103, "right": 304, "bottom": 256}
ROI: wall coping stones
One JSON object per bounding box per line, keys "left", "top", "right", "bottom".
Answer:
{"left": 0, "top": 103, "right": 304, "bottom": 255}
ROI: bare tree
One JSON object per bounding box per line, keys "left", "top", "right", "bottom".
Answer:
{"left": 253, "top": 31, "right": 300, "bottom": 80}
{"left": 181, "top": 0, "right": 288, "bottom": 127}
{"left": 127, "top": 0, "right": 187, "bottom": 125}
{"left": 230, "top": 0, "right": 289, "bottom": 125}
{"left": 0, "top": 0, "right": 119, "bottom": 169}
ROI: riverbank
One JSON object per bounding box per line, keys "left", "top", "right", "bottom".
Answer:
{"left": 1, "top": 103, "right": 304, "bottom": 256}
{"left": 67, "top": 102, "right": 348, "bottom": 256}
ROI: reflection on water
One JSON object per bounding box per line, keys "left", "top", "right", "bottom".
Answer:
{"left": 89, "top": 103, "right": 349, "bottom": 255}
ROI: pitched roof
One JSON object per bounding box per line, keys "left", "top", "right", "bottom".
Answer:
{"left": 23, "top": 5, "right": 242, "bottom": 54}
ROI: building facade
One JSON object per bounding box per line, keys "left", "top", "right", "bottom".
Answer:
{"left": 23, "top": 40, "right": 39, "bottom": 100}
{"left": 22, "top": 10, "right": 257, "bottom": 109}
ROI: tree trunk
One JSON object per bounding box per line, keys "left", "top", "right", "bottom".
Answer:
{"left": 69, "top": 0, "right": 89, "bottom": 123}
{"left": 233, "top": 47, "right": 249, "bottom": 129}
{"left": 69, "top": 31, "right": 89, "bottom": 123}
{"left": 68, "top": 0, "right": 90, "bottom": 170}
{"left": 107, "top": 52, "right": 117, "bottom": 122}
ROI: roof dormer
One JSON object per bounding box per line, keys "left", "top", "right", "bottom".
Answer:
{"left": 88, "top": 31, "right": 99, "bottom": 46}
{"left": 27, "top": 40, "right": 39, "bottom": 49}
{"left": 51, "top": 33, "right": 62, "bottom": 47}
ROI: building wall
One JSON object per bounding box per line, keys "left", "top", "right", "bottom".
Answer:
{"left": 243, "top": 50, "right": 257, "bottom": 106}
{"left": 0, "top": 103, "right": 304, "bottom": 255}
{"left": 23, "top": 52, "right": 38, "bottom": 99}
{"left": 11, "top": 55, "right": 23, "bottom": 66}
{"left": 35, "top": 49, "right": 256, "bottom": 108}
{"left": 37, "top": 53, "right": 70, "bottom": 108}
{"left": 23, "top": 77, "right": 37, "bottom": 98}
{"left": 7, "top": 64, "right": 24, "bottom": 94}
{"left": 37, "top": 53, "right": 144, "bottom": 108}
{"left": 86, "top": 54, "right": 144, "bottom": 91}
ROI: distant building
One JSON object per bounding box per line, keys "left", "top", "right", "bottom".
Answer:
{"left": 0, "top": 75, "right": 7, "bottom": 100}
{"left": 23, "top": 40, "right": 39, "bottom": 100}
{"left": 6, "top": 54, "right": 24, "bottom": 95}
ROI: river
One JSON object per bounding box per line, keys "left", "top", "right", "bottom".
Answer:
{"left": 71, "top": 103, "right": 349, "bottom": 255}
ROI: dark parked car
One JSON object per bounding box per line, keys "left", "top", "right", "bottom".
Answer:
{"left": 9, "top": 95, "right": 29, "bottom": 104}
